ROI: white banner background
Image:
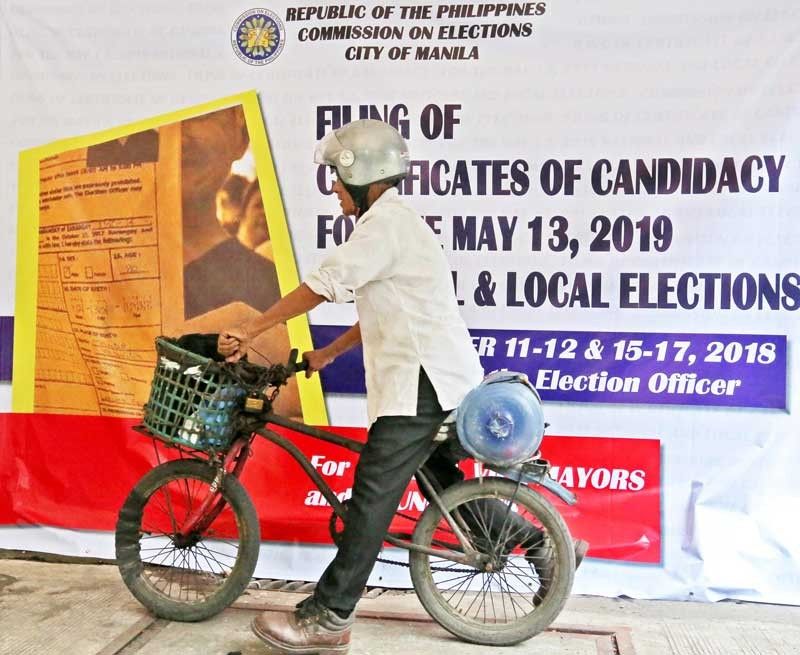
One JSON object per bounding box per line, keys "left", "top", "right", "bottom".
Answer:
{"left": 1, "top": 1, "right": 798, "bottom": 603}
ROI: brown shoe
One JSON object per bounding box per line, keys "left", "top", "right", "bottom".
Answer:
{"left": 251, "top": 596, "right": 353, "bottom": 655}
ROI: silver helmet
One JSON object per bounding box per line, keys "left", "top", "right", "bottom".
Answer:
{"left": 314, "top": 119, "right": 410, "bottom": 186}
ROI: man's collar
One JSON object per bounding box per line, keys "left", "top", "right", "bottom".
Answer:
{"left": 372, "top": 186, "right": 399, "bottom": 206}
{"left": 356, "top": 186, "right": 399, "bottom": 224}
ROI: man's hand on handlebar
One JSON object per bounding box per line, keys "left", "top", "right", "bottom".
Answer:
{"left": 301, "top": 349, "right": 334, "bottom": 379}
{"left": 216, "top": 325, "right": 326, "bottom": 376}
{"left": 218, "top": 326, "right": 249, "bottom": 362}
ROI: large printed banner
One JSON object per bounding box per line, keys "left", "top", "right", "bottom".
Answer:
{"left": 1, "top": 1, "right": 798, "bottom": 606}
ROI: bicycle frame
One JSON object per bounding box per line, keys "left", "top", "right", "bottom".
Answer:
{"left": 173, "top": 412, "right": 487, "bottom": 568}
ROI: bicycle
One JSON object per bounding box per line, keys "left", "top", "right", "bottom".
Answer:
{"left": 115, "top": 336, "right": 580, "bottom": 646}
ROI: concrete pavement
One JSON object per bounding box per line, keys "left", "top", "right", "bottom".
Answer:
{"left": 1, "top": 556, "right": 799, "bottom": 654}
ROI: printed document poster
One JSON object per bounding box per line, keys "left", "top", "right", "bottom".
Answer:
{"left": 15, "top": 92, "right": 326, "bottom": 424}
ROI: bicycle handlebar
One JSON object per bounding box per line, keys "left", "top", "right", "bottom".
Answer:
{"left": 221, "top": 347, "right": 308, "bottom": 394}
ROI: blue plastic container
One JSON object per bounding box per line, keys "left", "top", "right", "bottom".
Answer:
{"left": 196, "top": 385, "right": 246, "bottom": 447}
{"left": 456, "top": 371, "right": 545, "bottom": 467}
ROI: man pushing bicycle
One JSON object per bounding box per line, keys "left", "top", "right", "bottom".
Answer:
{"left": 218, "top": 119, "right": 587, "bottom": 654}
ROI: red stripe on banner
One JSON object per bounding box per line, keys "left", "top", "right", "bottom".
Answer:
{"left": 0, "top": 413, "right": 661, "bottom": 563}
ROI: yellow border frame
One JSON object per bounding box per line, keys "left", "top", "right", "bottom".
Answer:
{"left": 13, "top": 90, "right": 328, "bottom": 425}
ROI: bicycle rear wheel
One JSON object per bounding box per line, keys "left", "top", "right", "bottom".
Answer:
{"left": 115, "top": 459, "right": 260, "bottom": 621}
{"left": 409, "top": 477, "right": 575, "bottom": 645}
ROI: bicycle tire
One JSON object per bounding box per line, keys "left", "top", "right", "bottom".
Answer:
{"left": 409, "top": 477, "right": 575, "bottom": 645}
{"left": 115, "top": 459, "right": 260, "bottom": 621}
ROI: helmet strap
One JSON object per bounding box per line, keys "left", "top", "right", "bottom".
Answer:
{"left": 342, "top": 182, "right": 371, "bottom": 217}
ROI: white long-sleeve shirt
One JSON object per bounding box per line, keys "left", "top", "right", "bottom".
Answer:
{"left": 305, "top": 187, "right": 484, "bottom": 426}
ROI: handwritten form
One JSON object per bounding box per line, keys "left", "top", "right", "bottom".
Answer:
{"left": 34, "top": 125, "right": 182, "bottom": 416}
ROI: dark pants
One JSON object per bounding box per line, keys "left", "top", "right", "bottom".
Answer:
{"left": 314, "top": 369, "right": 541, "bottom": 614}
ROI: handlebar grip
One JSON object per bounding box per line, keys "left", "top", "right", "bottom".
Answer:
{"left": 287, "top": 348, "right": 310, "bottom": 373}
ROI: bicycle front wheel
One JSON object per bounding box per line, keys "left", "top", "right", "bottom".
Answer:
{"left": 115, "top": 459, "right": 260, "bottom": 621}
{"left": 409, "top": 477, "right": 575, "bottom": 645}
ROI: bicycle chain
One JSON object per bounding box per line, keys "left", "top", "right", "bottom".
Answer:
{"left": 375, "top": 554, "right": 411, "bottom": 568}
{"left": 375, "top": 554, "right": 476, "bottom": 574}
{"left": 330, "top": 507, "right": 476, "bottom": 573}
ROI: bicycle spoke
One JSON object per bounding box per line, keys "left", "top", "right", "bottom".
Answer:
{"left": 501, "top": 570, "right": 533, "bottom": 611}
{"left": 145, "top": 488, "right": 174, "bottom": 520}
{"left": 498, "top": 569, "right": 537, "bottom": 608}
{"left": 142, "top": 540, "right": 174, "bottom": 564}
{"left": 430, "top": 561, "right": 477, "bottom": 578}
{"left": 505, "top": 558, "right": 551, "bottom": 583}
{"left": 204, "top": 536, "right": 240, "bottom": 549}
{"left": 183, "top": 477, "right": 194, "bottom": 517}
{"left": 149, "top": 543, "right": 180, "bottom": 569}
{"left": 502, "top": 562, "right": 538, "bottom": 592}
{"left": 501, "top": 521, "right": 538, "bottom": 552}
{"left": 195, "top": 543, "right": 231, "bottom": 575}
{"left": 144, "top": 499, "right": 176, "bottom": 534}
{"left": 175, "top": 549, "right": 190, "bottom": 600}
{"left": 149, "top": 539, "right": 180, "bottom": 564}
{"left": 496, "top": 570, "right": 525, "bottom": 618}
{"left": 451, "top": 566, "right": 483, "bottom": 610}
{"left": 140, "top": 546, "right": 177, "bottom": 552}
{"left": 433, "top": 570, "right": 480, "bottom": 590}
{"left": 164, "top": 549, "right": 177, "bottom": 598}
{"left": 445, "top": 570, "right": 477, "bottom": 607}
{"left": 463, "top": 571, "right": 493, "bottom": 619}
{"left": 487, "top": 573, "right": 498, "bottom": 622}
{"left": 192, "top": 544, "right": 220, "bottom": 576}
{"left": 195, "top": 543, "right": 238, "bottom": 562}
{"left": 159, "top": 487, "right": 180, "bottom": 534}
{"left": 493, "top": 504, "right": 522, "bottom": 559}
{"left": 477, "top": 573, "right": 492, "bottom": 622}
{"left": 476, "top": 575, "right": 489, "bottom": 623}
{"left": 189, "top": 549, "right": 213, "bottom": 600}
{"left": 428, "top": 558, "right": 465, "bottom": 570}
{"left": 497, "top": 570, "right": 509, "bottom": 623}
{"left": 460, "top": 500, "right": 490, "bottom": 542}
{"left": 475, "top": 573, "right": 495, "bottom": 621}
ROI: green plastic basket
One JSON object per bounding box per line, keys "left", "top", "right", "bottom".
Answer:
{"left": 142, "top": 337, "right": 246, "bottom": 451}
